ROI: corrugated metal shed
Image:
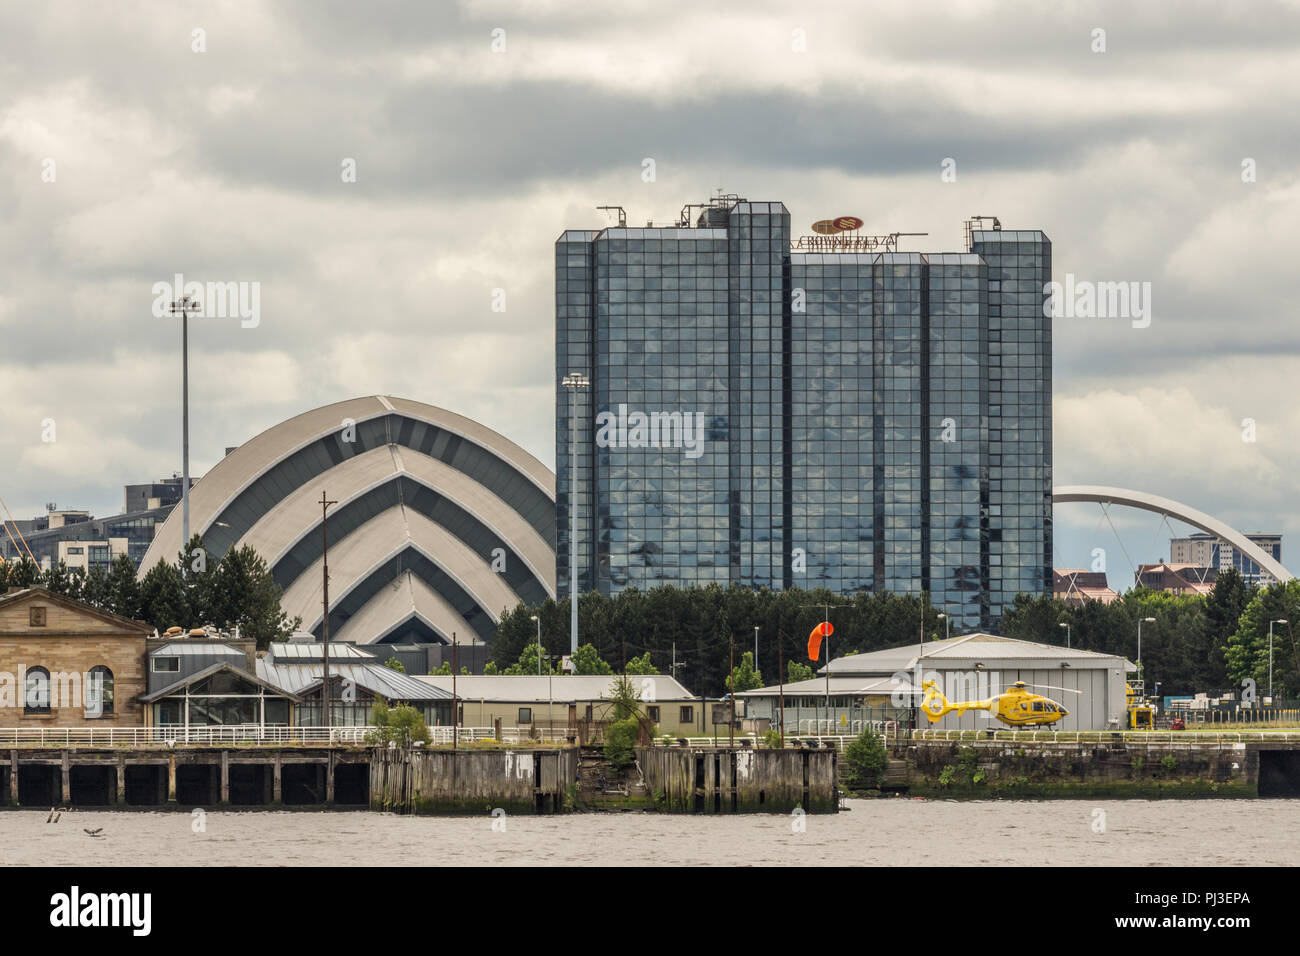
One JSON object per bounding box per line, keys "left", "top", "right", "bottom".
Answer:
{"left": 265, "top": 642, "right": 378, "bottom": 662}
{"left": 152, "top": 642, "right": 246, "bottom": 657}
{"left": 822, "top": 633, "right": 1135, "bottom": 675}
{"left": 257, "top": 660, "right": 453, "bottom": 701}
{"left": 737, "top": 675, "right": 917, "bottom": 698}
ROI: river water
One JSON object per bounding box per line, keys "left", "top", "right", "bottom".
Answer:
{"left": 3, "top": 800, "right": 1295, "bottom": 866}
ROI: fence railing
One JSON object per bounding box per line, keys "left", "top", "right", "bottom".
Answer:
{"left": 0, "top": 725, "right": 586, "bottom": 748}
{"left": 0, "top": 725, "right": 379, "bottom": 747}
{"left": 909, "top": 728, "right": 1300, "bottom": 744}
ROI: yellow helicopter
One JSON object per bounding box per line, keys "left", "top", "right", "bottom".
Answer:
{"left": 920, "top": 679, "right": 1079, "bottom": 727}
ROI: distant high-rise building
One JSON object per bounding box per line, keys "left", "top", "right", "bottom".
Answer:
{"left": 1169, "top": 532, "right": 1282, "bottom": 587}
{"left": 1, "top": 476, "right": 199, "bottom": 572}
{"left": 555, "top": 197, "right": 1052, "bottom": 630}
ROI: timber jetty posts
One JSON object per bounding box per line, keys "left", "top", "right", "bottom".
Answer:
{"left": 370, "top": 745, "right": 839, "bottom": 814}
{"left": 0, "top": 744, "right": 839, "bottom": 814}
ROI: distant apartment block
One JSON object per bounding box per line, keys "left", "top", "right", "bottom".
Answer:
{"left": 1136, "top": 562, "right": 1217, "bottom": 596}
{"left": 0, "top": 475, "right": 196, "bottom": 572}
{"left": 1053, "top": 568, "right": 1118, "bottom": 605}
{"left": 1169, "top": 532, "right": 1282, "bottom": 587}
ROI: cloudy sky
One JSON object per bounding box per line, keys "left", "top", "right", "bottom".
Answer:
{"left": 2, "top": 0, "right": 1297, "bottom": 584}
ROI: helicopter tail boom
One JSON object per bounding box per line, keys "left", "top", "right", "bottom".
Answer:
{"left": 920, "top": 679, "right": 992, "bottom": 723}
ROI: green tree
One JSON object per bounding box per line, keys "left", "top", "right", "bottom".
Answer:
{"left": 604, "top": 717, "right": 638, "bottom": 770}
{"left": 787, "top": 660, "right": 814, "bottom": 682}
{"left": 41, "top": 560, "right": 73, "bottom": 596}
{"left": 624, "top": 651, "right": 658, "bottom": 675}
{"left": 6, "top": 556, "right": 41, "bottom": 588}
{"left": 570, "top": 643, "right": 613, "bottom": 675}
{"left": 105, "top": 553, "right": 142, "bottom": 620}
{"left": 1225, "top": 580, "right": 1300, "bottom": 699}
{"left": 725, "top": 650, "right": 763, "bottom": 693}
{"left": 843, "top": 727, "right": 888, "bottom": 790}
{"left": 504, "top": 641, "right": 557, "bottom": 675}
{"left": 369, "top": 697, "right": 430, "bottom": 747}
{"left": 212, "top": 545, "right": 299, "bottom": 645}
{"left": 382, "top": 657, "right": 407, "bottom": 673}
{"left": 81, "top": 566, "right": 109, "bottom": 608}
{"left": 139, "top": 560, "right": 190, "bottom": 632}
{"left": 608, "top": 674, "right": 643, "bottom": 721}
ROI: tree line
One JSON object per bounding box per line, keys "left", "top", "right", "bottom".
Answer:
{"left": 494, "top": 570, "right": 1297, "bottom": 700}
{"left": 493, "top": 585, "right": 942, "bottom": 698}
{"left": 0, "top": 534, "right": 298, "bottom": 646}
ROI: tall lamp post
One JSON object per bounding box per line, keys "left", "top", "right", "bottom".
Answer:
{"left": 168, "top": 295, "right": 199, "bottom": 547}
{"left": 1059, "top": 622, "right": 1071, "bottom": 648}
{"left": 531, "top": 614, "right": 542, "bottom": 675}
{"left": 1269, "top": 618, "right": 1288, "bottom": 701}
{"left": 561, "top": 372, "right": 590, "bottom": 654}
{"left": 1137, "top": 616, "right": 1156, "bottom": 687}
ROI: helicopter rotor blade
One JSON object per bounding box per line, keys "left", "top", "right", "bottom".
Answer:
{"left": 1024, "top": 683, "right": 1082, "bottom": 695}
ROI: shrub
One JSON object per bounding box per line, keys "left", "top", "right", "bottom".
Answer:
{"left": 605, "top": 717, "right": 639, "bottom": 770}
{"left": 762, "top": 729, "right": 784, "bottom": 750}
{"left": 367, "top": 697, "right": 430, "bottom": 747}
{"left": 843, "top": 727, "right": 887, "bottom": 790}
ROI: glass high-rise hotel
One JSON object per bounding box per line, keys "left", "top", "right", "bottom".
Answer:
{"left": 556, "top": 197, "right": 1051, "bottom": 630}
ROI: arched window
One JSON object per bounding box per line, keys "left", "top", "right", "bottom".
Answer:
{"left": 88, "top": 666, "right": 114, "bottom": 717}
{"left": 24, "top": 667, "right": 50, "bottom": 715}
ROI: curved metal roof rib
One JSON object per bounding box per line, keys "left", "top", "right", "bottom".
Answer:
{"left": 139, "top": 396, "right": 557, "bottom": 646}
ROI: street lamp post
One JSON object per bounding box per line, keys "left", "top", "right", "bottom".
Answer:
{"left": 168, "top": 296, "right": 199, "bottom": 548}
{"left": 1137, "top": 616, "right": 1156, "bottom": 686}
{"left": 531, "top": 614, "right": 542, "bottom": 675}
{"left": 1059, "top": 622, "right": 1070, "bottom": 648}
{"left": 1269, "top": 619, "right": 1288, "bottom": 701}
{"left": 561, "top": 372, "right": 590, "bottom": 655}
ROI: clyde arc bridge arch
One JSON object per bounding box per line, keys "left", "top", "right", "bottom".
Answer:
{"left": 1052, "top": 485, "right": 1290, "bottom": 584}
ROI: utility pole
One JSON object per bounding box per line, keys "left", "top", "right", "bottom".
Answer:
{"left": 452, "top": 631, "right": 458, "bottom": 750}
{"left": 778, "top": 627, "right": 785, "bottom": 748}
{"left": 729, "top": 632, "right": 735, "bottom": 749}
{"left": 169, "top": 296, "right": 199, "bottom": 549}
{"left": 319, "top": 491, "right": 337, "bottom": 731}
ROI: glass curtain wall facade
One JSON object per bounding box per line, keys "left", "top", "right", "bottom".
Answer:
{"left": 557, "top": 201, "right": 1050, "bottom": 629}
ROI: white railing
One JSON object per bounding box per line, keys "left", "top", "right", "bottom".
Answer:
{"left": 910, "top": 728, "right": 1300, "bottom": 744}
{"left": 427, "top": 726, "right": 574, "bottom": 745}
{"left": 0, "top": 725, "right": 377, "bottom": 747}
{"left": 660, "top": 734, "right": 862, "bottom": 752}
{"left": 0, "top": 725, "right": 591, "bottom": 748}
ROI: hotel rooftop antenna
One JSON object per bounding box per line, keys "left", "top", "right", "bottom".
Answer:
{"left": 964, "top": 215, "right": 1001, "bottom": 252}
{"left": 596, "top": 205, "right": 626, "bottom": 227}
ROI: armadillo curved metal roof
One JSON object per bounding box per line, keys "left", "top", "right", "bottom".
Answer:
{"left": 139, "top": 396, "right": 556, "bottom": 646}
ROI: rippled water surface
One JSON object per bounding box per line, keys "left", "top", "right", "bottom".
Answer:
{"left": 3, "top": 800, "right": 1295, "bottom": 866}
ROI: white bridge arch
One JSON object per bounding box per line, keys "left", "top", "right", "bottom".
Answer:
{"left": 1052, "top": 485, "right": 1291, "bottom": 584}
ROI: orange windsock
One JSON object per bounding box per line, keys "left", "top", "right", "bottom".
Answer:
{"left": 808, "top": 621, "right": 833, "bottom": 661}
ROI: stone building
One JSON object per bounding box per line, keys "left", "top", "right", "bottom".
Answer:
{"left": 0, "top": 587, "right": 151, "bottom": 727}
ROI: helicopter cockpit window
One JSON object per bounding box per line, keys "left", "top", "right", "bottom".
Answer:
{"left": 1032, "top": 702, "right": 1044, "bottom": 712}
